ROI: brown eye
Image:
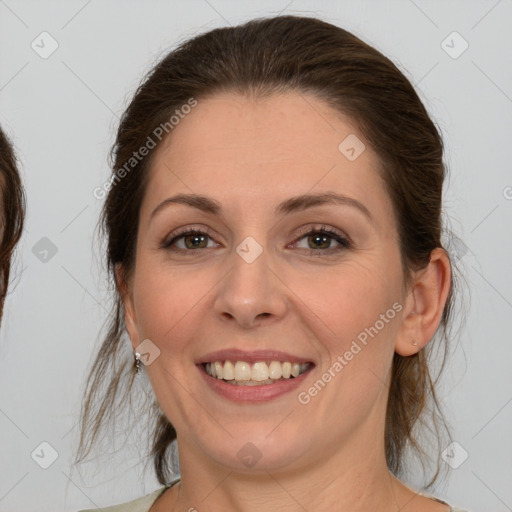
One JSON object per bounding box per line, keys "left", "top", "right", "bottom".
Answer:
{"left": 293, "top": 226, "right": 351, "bottom": 253}
{"left": 307, "top": 232, "right": 332, "bottom": 250}
{"left": 181, "top": 232, "right": 209, "bottom": 249}
{"left": 162, "top": 228, "right": 217, "bottom": 252}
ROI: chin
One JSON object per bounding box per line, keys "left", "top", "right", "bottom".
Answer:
{"left": 200, "top": 428, "right": 313, "bottom": 473}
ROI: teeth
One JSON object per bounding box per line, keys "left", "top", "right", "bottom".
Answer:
{"left": 214, "top": 361, "right": 224, "bottom": 379}
{"left": 234, "top": 361, "right": 251, "bottom": 381}
{"left": 282, "top": 362, "right": 291, "bottom": 379}
{"left": 251, "top": 362, "right": 269, "bottom": 381}
{"left": 223, "top": 360, "right": 235, "bottom": 380}
{"left": 268, "top": 361, "right": 282, "bottom": 379}
{"left": 204, "top": 360, "right": 311, "bottom": 383}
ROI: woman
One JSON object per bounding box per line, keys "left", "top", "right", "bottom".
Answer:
{"left": 0, "top": 125, "right": 25, "bottom": 323}
{"left": 76, "top": 15, "right": 469, "bottom": 511}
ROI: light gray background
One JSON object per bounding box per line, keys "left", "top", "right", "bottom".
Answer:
{"left": 1, "top": 1, "right": 511, "bottom": 511}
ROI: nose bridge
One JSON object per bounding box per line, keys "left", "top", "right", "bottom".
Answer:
{"left": 213, "top": 234, "right": 286, "bottom": 328}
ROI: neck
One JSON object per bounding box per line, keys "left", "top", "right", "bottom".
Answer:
{"left": 170, "top": 423, "right": 405, "bottom": 512}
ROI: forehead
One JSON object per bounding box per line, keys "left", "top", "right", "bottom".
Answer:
{"left": 141, "top": 91, "right": 394, "bottom": 229}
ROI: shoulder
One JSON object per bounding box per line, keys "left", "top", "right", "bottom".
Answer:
{"left": 420, "top": 492, "right": 469, "bottom": 512}
{"left": 76, "top": 486, "right": 168, "bottom": 512}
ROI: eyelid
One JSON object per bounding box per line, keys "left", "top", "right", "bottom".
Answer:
{"left": 161, "top": 224, "right": 218, "bottom": 248}
{"left": 291, "top": 224, "right": 352, "bottom": 247}
{"left": 162, "top": 223, "right": 352, "bottom": 252}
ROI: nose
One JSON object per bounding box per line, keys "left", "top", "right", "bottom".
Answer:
{"left": 213, "top": 246, "right": 287, "bottom": 329}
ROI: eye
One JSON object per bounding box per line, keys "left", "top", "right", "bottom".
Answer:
{"left": 291, "top": 225, "right": 351, "bottom": 253}
{"left": 162, "top": 226, "right": 218, "bottom": 252}
{"left": 161, "top": 224, "right": 351, "bottom": 255}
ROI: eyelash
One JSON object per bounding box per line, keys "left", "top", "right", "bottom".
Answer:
{"left": 161, "top": 224, "right": 351, "bottom": 255}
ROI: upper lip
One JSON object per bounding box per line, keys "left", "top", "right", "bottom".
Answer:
{"left": 196, "top": 348, "right": 315, "bottom": 365}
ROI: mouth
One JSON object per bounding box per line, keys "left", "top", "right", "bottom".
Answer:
{"left": 201, "top": 360, "right": 314, "bottom": 386}
{"left": 195, "top": 348, "right": 316, "bottom": 401}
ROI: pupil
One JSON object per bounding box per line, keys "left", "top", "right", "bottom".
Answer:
{"left": 311, "top": 234, "right": 329, "bottom": 249}
{"left": 186, "top": 234, "right": 206, "bottom": 249}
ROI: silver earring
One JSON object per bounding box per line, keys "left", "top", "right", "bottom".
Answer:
{"left": 134, "top": 351, "right": 142, "bottom": 375}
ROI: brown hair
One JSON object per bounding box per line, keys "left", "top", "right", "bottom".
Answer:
{"left": 75, "top": 15, "right": 461, "bottom": 487}
{"left": 0, "top": 125, "right": 25, "bottom": 323}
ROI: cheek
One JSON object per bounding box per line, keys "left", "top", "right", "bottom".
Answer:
{"left": 293, "top": 262, "right": 401, "bottom": 420}
{"left": 287, "top": 258, "right": 403, "bottom": 353}
{"left": 131, "top": 259, "right": 208, "bottom": 344}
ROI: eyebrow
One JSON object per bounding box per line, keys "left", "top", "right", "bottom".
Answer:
{"left": 150, "top": 192, "right": 372, "bottom": 222}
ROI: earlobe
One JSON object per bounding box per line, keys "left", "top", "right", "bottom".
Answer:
{"left": 124, "top": 311, "right": 140, "bottom": 351}
{"left": 115, "top": 263, "right": 140, "bottom": 350}
{"left": 395, "top": 248, "right": 452, "bottom": 356}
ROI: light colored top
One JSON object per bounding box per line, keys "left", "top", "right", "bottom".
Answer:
{"left": 77, "top": 479, "right": 469, "bottom": 512}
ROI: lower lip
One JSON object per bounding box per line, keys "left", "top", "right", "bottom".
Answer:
{"left": 197, "top": 364, "right": 314, "bottom": 403}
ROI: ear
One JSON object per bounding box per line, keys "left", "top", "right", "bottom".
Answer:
{"left": 395, "top": 248, "right": 452, "bottom": 356}
{"left": 115, "top": 263, "right": 140, "bottom": 351}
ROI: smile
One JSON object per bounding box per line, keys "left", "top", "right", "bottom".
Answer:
{"left": 196, "top": 349, "right": 315, "bottom": 401}
{"left": 203, "top": 360, "right": 312, "bottom": 386}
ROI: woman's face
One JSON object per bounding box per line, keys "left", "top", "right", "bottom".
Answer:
{"left": 122, "top": 91, "right": 410, "bottom": 474}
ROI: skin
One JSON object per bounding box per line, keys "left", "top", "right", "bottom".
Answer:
{"left": 118, "top": 91, "right": 452, "bottom": 511}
